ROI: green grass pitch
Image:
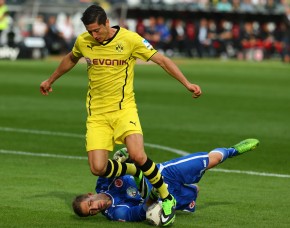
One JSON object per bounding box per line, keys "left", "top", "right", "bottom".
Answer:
{"left": 0, "top": 58, "right": 290, "bottom": 227}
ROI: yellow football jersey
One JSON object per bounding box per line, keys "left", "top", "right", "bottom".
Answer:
{"left": 72, "top": 26, "right": 157, "bottom": 115}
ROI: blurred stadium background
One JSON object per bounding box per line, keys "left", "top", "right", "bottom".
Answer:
{"left": 0, "top": 0, "right": 290, "bottom": 61}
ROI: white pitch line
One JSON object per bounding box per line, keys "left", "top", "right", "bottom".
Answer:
{"left": 0, "top": 127, "right": 84, "bottom": 138}
{"left": 0, "top": 149, "right": 87, "bottom": 160}
{"left": 209, "top": 168, "right": 290, "bottom": 178}
{"left": 1, "top": 149, "right": 290, "bottom": 179}
{"left": 0, "top": 126, "right": 189, "bottom": 155}
{"left": 1, "top": 126, "right": 290, "bottom": 179}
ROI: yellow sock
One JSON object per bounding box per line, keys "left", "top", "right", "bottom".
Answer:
{"left": 142, "top": 158, "right": 170, "bottom": 199}
{"left": 125, "top": 163, "right": 137, "bottom": 176}
{"left": 104, "top": 159, "right": 137, "bottom": 177}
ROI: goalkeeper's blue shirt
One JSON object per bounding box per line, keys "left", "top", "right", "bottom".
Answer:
{"left": 96, "top": 175, "right": 146, "bottom": 222}
{"left": 95, "top": 152, "right": 209, "bottom": 222}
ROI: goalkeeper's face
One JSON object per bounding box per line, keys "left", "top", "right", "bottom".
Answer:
{"left": 80, "top": 193, "right": 112, "bottom": 216}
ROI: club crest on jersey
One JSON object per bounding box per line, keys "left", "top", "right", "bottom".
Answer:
{"left": 114, "top": 178, "right": 123, "bottom": 188}
{"left": 116, "top": 42, "right": 124, "bottom": 53}
{"left": 126, "top": 186, "right": 138, "bottom": 197}
{"left": 188, "top": 201, "right": 196, "bottom": 209}
{"left": 142, "top": 39, "right": 153, "bottom": 50}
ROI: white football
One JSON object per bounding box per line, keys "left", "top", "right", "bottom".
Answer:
{"left": 146, "top": 201, "right": 162, "bottom": 226}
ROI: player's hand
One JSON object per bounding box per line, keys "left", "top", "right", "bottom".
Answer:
{"left": 40, "top": 80, "right": 53, "bottom": 95}
{"left": 188, "top": 84, "right": 202, "bottom": 98}
{"left": 113, "top": 148, "right": 129, "bottom": 163}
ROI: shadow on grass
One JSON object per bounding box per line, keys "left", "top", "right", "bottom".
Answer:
{"left": 174, "top": 201, "right": 234, "bottom": 218}
{"left": 29, "top": 191, "right": 75, "bottom": 207}
{"left": 196, "top": 201, "right": 234, "bottom": 211}
{"left": 27, "top": 191, "right": 118, "bottom": 223}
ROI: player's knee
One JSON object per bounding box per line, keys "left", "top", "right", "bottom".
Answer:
{"left": 207, "top": 152, "right": 222, "bottom": 169}
{"left": 89, "top": 164, "right": 106, "bottom": 176}
{"left": 129, "top": 152, "right": 147, "bottom": 166}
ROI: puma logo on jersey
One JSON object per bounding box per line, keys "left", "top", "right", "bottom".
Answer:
{"left": 130, "top": 121, "right": 136, "bottom": 126}
{"left": 87, "top": 45, "right": 93, "bottom": 50}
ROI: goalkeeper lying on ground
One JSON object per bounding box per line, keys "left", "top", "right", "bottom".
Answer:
{"left": 72, "top": 139, "right": 259, "bottom": 222}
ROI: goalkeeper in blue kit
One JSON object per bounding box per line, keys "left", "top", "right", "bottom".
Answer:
{"left": 72, "top": 139, "right": 259, "bottom": 222}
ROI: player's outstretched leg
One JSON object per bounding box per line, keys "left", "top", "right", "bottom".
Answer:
{"left": 231, "top": 138, "right": 259, "bottom": 156}
{"left": 209, "top": 138, "right": 259, "bottom": 164}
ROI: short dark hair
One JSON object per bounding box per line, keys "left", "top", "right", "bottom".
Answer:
{"left": 72, "top": 194, "right": 89, "bottom": 217}
{"left": 81, "top": 5, "right": 107, "bottom": 25}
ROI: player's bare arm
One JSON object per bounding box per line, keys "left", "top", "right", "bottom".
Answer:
{"left": 150, "top": 52, "right": 202, "bottom": 98}
{"left": 40, "top": 52, "right": 80, "bottom": 95}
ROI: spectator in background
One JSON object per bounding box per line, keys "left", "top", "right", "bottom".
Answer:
{"left": 231, "top": 21, "right": 243, "bottom": 58}
{"left": 135, "top": 18, "right": 146, "bottom": 37}
{"left": 258, "top": 22, "right": 275, "bottom": 59}
{"left": 218, "top": 19, "right": 234, "bottom": 58}
{"left": 144, "top": 16, "right": 160, "bottom": 48}
{"left": 207, "top": 19, "right": 220, "bottom": 57}
{"left": 32, "top": 15, "right": 47, "bottom": 37}
{"left": 119, "top": 18, "right": 129, "bottom": 29}
{"left": 252, "top": 0, "right": 266, "bottom": 11}
{"left": 170, "top": 18, "right": 187, "bottom": 55}
{"left": 199, "top": 0, "right": 210, "bottom": 10}
{"left": 56, "top": 13, "right": 75, "bottom": 51}
{"left": 16, "top": 13, "right": 33, "bottom": 38}
{"left": 240, "top": 21, "right": 254, "bottom": 52}
{"left": 155, "top": 16, "right": 172, "bottom": 55}
{"left": 6, "top": 22, "right": 22, "bottom": 48}
{"left": 216, "top": 0, "right": 233, "bottom": 11}
{"left": 240, "top": 21, "right": 262, "bottom": 60}
{"left": 232, "top": 0, "right": 241, "bottom": 11}
{"left": 273, "top": 21, "right": 290, "bottom": 63}
{"left": 0, "top": 13, "right": 22, "bottom": 49}
{"left": 285, "top": 4, "right": 290, "bottom": 23}
{"left": 71, "top": 11, "right": 86, "bottom": 39}
{"left": 240, "top": 0, "right": 255, "bottom": 12}
{"left": 185, "top": 20, "right": 196, "bottom": 57}
{"left": 0, "top": 0, "right": 9, "bottom": 45}
{"left": 282, "top": 30, "right": 290, "bottom": 63}
{"left": 196, "top": 18, "right": 211, "bottom": 58}
{"left": 265, "top": 0, "right": 277, "bottom": 13}
{"left": 44, "top": 15, "right": 67, "bottom": 55}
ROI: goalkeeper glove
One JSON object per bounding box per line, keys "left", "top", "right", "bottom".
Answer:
{"left": 113, "top": 147, "right": 130, "bottom": 163}
{"left": 134, "top": 171, "right": 149, "bottom": 199}
{"left": 149, "top": 187, "right": 159, "bottom": 201}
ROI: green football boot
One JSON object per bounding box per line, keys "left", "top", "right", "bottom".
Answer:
{"left": 161, "top": 195, "right": 176, "bottom": 226}
{"left": 231, "top": 138, "right": 260, "bottom": 155}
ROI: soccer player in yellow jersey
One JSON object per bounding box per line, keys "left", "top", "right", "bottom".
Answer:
{"left": 40, "top": 5, "right": 202, "bottom": 226}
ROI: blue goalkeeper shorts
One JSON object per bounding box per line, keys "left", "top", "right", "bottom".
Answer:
{"left": 157, "top": 152, "right": 209, "bottom": 212}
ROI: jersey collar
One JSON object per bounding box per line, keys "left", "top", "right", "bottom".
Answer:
{"left": 100, "top": 25, "right": 120, "bottom": 46}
